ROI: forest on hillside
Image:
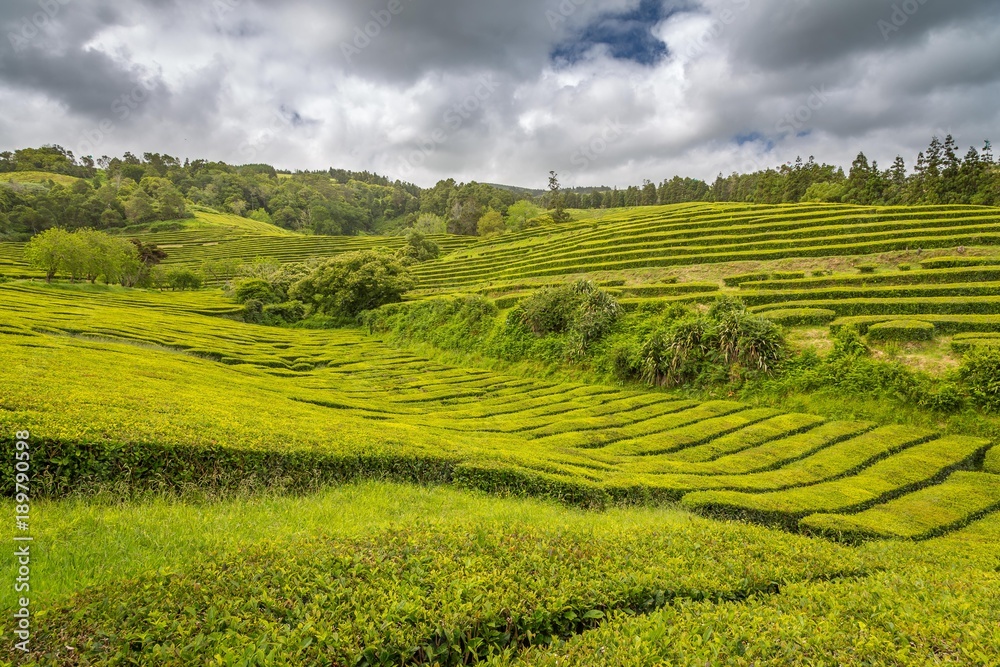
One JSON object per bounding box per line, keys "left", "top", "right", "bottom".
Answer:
{"left": 1, "top": 135, "right": 998, "bottom": 241}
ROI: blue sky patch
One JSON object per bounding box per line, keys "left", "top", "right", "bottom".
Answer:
{"left": 552, "top": 0, "right": 673, "bottom": 66}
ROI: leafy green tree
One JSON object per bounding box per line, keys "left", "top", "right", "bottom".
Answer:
{"left": 289, "top": 249, "right": 414, "bottom": 318}
{"left": 505, "top": 201, "right": 542, "bottom": 231}
{"left": 74, "top": 229, "right": 139, "bottom": 284}
{"left": 398, "top": 229, "right": 440, "bottom": 263}
{"left": 802, "top": 181, "right": 846, "bottom": 203}
{"left": 201, "top": 257, "right": 243, "bottom": 284}
{"left": 124, "top": 188, "right": 155, "bottom": 224}
{"left": 413, "top": 213, "right": 447, "bottom": 235}
{"left": 548, "top": 171, "right": 571, "bottom": 223}
{"left": 24, "top": 227, "right": 75, "bottom": 281}
{"left": 476, "top": 209, "right": 505, "bottom": 237}
{"left": 166, "top": 268, "right": 204, "bottom": 291}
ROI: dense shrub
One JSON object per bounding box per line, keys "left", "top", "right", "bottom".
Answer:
{"left": 242, "top": 298, "right": 264, "bottom": 324}
{"left": 857, "top": 263, "right": 878, "bottom": 274}
{"left": 365, "top": 295, "right": 498, "bottom": 351}
{"left": 572, "top": 282, "right": 622, "bottom": 351}
{"left": 958, "top": 346, "right": 1000, "bottom": 412}
{"left": 25, "top": 227, "right": 142, "bottom": 284}
{"left": 290, "top": 249, "right": 414, "bottom": 319}
{"left": 638, "top": 298, "right": 786, "bottom": 387}
{"left": 521, "top": 285, "right": 579, "bottom": 335}
{"left": 641, "top": 314, "right": 717, "bottom": 387}
{"left": 829, "top": 325, "right": 869, "bottom": 360}
{"left": 263, "top": 300, "right": 306, "bottom": 324}
{"left": 234, "top": 278, "right": 281, "bottom": 305}
{"left": 166, "top": 268, "right": 203, "bottom": 291}
{"left": 397, "top": 229, "right": 440, "bottom": 264}
{"left": 520, "top": 281, "right": 621, "bottom": 356}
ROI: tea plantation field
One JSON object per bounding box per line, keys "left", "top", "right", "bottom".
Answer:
{"left": 3, "top": 202, "right": 1000, "bottom": 664}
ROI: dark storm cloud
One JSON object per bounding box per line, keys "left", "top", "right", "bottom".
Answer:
{"left": 719, "top": 0, "right": 1000, "bottom": 71}
{"left": 0, "top": 0, "right": 170, "bottom": 119}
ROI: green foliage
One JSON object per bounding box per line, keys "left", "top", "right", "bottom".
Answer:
{"left": 830, "top": 325, "right": 869, "bottom": 360}
{"left": 857, "top": 263, "right": 879, "bottom": 274}
{"left": 234, "top": 278, "right": 280, "bottom": 305}
{"left": 165, "top": 268, "right": 203, "bottom": 291}
{"left": 683, "top": 435, "right": 989, "bottom": 529}
{"left": 958, "top": 345, "right": 1000, "bottom": 412}
{"left": 801, "top": 471, "right": 1000, "bottom": 540}
{"left": 521, "top": 285, "right": 580, "bottom": 335}
{"left": 638, "top": 298, "right": 786, "bottom": 387}
{"left": 477, "top": 208, "right": 505, "bottom": 237}
{"left": 505, "top": 200, "right": 543, "bottom": 231}
{"left": 760, "top": 308, "right": 837, "bottom": 327}
{"left": 724, "top": 272, "right": 772, "bottom": 287}
{"left": 23, "top": 227, "right": 76, "bottom": 281}
{"left": 4, "top": 283, "right": 1000, "bottom": 664}
{"left": 263, "top": 300, "right": 306, "bottom": 324}
{"left": 519, "top": 281, "right": 621, "bottom": 356}
{"left": 802, "top": 180, "right": 847, "bottom": 202}
{"left": 365, "top": 295, "right": 499, "bottom": 352}
{"left": 412, "top": 212, "right": 447, "bottom": 235}
{"left": 289, "top": 248, "right": 415, "bottom": 319}
{"left": 14, "top": 488, "right": 864, "bottom": 665}
{"left": 986, "top": 446, "right": 1000, "bottom": 474}
{"left": 866, "top": 319, "right": 935, "bottom": 342}
{"left": 397, "top": 228, "right": 440, "bottom": 263}
{"left": 24, "top": 227, "right": 140, "bottom": 284}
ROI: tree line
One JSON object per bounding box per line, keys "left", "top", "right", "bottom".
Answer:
{"left": 2, "top": 135, "right": 998, "bottom": 242}
{"left": 22, "top": 227, "right": 205, "bottom": 290}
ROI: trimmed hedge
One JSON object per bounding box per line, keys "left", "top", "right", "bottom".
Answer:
{"left": 951, "top": 334, "right": 1000, "bottom": 353}
{"left": 771, "top": 271, "right": 807, "bottom": 280}
{"left": 743, "top": 281, "right": 1000, "bottom": 308}
{"left": 919, "top": 256, "right": 1000, "bottom": 269}
{"left": 623, "top": 421, "right": 873, "bottom": 478}
{"left": 866, "top": 320, "right": 936, "bottom": 343}
{"left": 665, "top": 413, "right": 826, "bottom": 464}
{"left": 761, "top": 308, "right": 837, "bottom": 327}
{"left": 800, "top": 471, "right": 1000, "bottom": 541}
{"left": 758, "top": 295, "right": 1000, "bottom": 319}
{"left": 725, "top": 272, "right": 773, "bottom": 287}
{"left": 681, "top": 436, "right": 990, "bottom": 529}
{"left": 832, "top": 314, "right": 1000, "bottom": 336}
{"left": 744, "top": 267, "right": 1000, "bottom": 291}
{"left": 987, "top": 446, "right": 1000, "bottom": 474}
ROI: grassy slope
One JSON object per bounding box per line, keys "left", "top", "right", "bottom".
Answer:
{"left": 0, "top": 171, "right": 81, "bottom": 186}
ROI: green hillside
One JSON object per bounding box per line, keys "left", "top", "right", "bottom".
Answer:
{"left": 0, "top": 170, "right": 82, "bottom": 187}
{"left": 3, "top": 202, "right": 1000, "bottom": 663}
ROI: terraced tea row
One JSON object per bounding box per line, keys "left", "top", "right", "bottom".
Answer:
{"left": 1, "top": 283, "right": 995, "bottom": 541}
{"left": 0, "top": 484, "right": 874, "bottom": 665}
{"left": 412, "top": 203, "right": 1000, "bottom": 289}
{"left": 732, "top": 259, "right": 1000, "bottom": 336}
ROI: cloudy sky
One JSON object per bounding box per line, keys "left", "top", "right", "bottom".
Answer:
{"left": 1, "top": 0, "right": 998, "bottom": 188}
